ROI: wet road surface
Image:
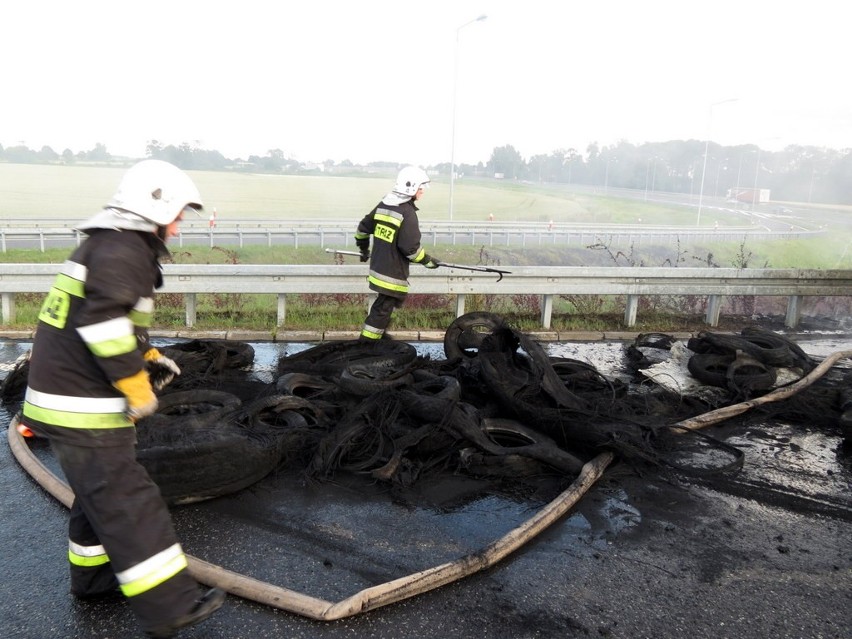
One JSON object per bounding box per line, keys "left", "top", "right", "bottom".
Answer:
{"left": 1, "top": 337, "right": 850, "bottom": 639}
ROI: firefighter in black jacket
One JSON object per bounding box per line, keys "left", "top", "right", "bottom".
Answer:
{"left": 20, "top": 160, "right": 226, "bottom": 638}
{"left": 354, "top": 166, "right": 439, "bottom": 340}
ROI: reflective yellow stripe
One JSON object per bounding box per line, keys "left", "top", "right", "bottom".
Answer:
{"left": 69, "top": 552, "right": 111, "bottom": 567}
{"left": 88, "top": 334, "right": 138, "bottom": 358}
{"left": 368, "top": 275, "right": 408, "bottom": 294}
{"left": 129, "top": 308, "right": 153, "bottom": 328}
{"left": 374, "top": 212, "right": 401, "bottom": 227}
{"left": 53, "top": 273, "right": 85, "bottom": 297}
{"left": 23, "top": 402, "right": 132, "bottom": 429}
{"left": 117, "top": 544, "right": 188, "bottom": 598}
{"left": 130, "top": 298, "right": 154, "bottom": 328}
{"left": 78, "top": 317, "right": 137, "bottom": 357}
{"left": 361, "top": 326, "right": 383, "bottom": 340}
{"left": 409, "top": 248, "right": 426, "bottom": 262}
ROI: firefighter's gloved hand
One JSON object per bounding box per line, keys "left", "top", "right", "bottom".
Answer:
{"left": 355, "top": 238, "right": 370, "bottom": 262}
{"left": 143, "top": 348, "right": 181, "bottom": 391}
{"left": 422, "top": 254, "right": 440, "bottom": 269}
{"left": 113, "top": 370, "right": 158, "bottom": 422}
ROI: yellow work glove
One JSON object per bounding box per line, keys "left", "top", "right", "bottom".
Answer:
{"left": 143, "top": 348, "right": 181, "bottom": 391}
{"left": 113, "top": 369, "right": 158, "bottom": 422}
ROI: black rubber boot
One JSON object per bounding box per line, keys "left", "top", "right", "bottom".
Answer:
{"left": 144, "top": 587, "right": 226, "bottom": 638}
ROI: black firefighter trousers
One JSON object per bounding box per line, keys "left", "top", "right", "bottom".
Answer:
{"left": 361, "top": 292, "right": 404, "bottom": 340}
{"left": 50, "top": 439, "right": 201, "bottom": 632}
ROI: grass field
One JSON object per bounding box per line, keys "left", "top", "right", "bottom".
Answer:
{"left": 0, "top": 162, "right": 769, "bottom": 227}
{"left": 1, "top": 163, "right": 850, "bottom": 333}
{"left": 2, "top": 163, "right": 851, "bottom": 269}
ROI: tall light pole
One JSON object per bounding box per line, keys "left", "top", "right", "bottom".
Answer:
{"left": 697, "top": 98, "right": 738, "bottom": 226}
{"left": 449, "top": 13, "right": 487, "bottom": 222}
{"left": 751, "top": 146, "right": 762, "bottom": 210}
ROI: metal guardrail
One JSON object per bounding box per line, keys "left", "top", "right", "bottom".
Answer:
{"left": 2, "top": 264, "right": 850, "bottom": 330}
{"left": 0, "top": 221, "right": 820, "bottom": 253}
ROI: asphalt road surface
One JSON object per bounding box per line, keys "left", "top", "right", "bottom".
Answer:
{"left": 1, "top": 338, "right": 849, "bottom": 639}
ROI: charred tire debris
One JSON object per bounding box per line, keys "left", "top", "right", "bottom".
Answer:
{"left": 2, "top": 313, "right": 850, "bottom": 507}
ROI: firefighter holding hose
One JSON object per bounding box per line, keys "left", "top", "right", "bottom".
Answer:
{"left": 20, "top": 160, "right": 226, "bottom": 638}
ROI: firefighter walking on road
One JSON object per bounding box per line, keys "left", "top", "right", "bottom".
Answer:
{"left": 354, "top": 165, "right": 440, "bottom": 341}
{"left": 20, "top": 160, "right": 226, "bottom": 638}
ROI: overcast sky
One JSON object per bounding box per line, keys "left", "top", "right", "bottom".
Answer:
{"left": 3, "top": 1, "right": 850, "bottom": 167}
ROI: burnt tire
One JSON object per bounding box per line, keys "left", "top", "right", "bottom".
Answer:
{"left": 687, "top": 353, "right": 734, "bottom": 388}
{"left": 725, "top": 355, "right": 777, "bottom": 395}
{"left": 338, "top": 366, "right": 415, "bottom": 397}
{"left": 443, "top": 312, "right": 506, "bottom": 360}
{"left": 137, "top": 394, "right": 317, "bottom": 505}
{"left": 277, "top": 340, "right": 416, "bottom": 377}
{"left": 480, "top": 418, "right": 585, "bottom": 474}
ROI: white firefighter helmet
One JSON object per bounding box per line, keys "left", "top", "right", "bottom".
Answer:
{"left": 393, "top": 166, "right": 430, "bottom": 198}
{"left": 106, "top": 160, "right": 203, "bottom": 226}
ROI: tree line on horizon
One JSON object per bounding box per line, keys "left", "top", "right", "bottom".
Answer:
{"left": 2, "top": 137, "right": 850, "bottom": 205}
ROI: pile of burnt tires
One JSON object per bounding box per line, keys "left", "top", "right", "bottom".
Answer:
{"left": 2, "top": 314, "right": 849, "bottom": 505}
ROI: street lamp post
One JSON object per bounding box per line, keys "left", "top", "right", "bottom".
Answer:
{"left": 449, "top": 14, "right": 487, "bottom": 222}
{"left": 751, "top": 147, "right": 762, "bottom": 210}
{"left": 697, "top": 98, "right": 738, "bottom": 227}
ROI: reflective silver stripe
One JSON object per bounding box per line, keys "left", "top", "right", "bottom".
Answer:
{"left": 77, "top": 317, "right": 135, "bottom": 345}
{"left": 25, "top": 388, "right": 127, "bottom": 414}
{"left": 69, "top": 540, "right": 107, "bottom": 557}
{"left": 133, "top": 297, "right": 154, "bottom": 314}
{"left": 60, "top": 260, "right": 88, "bottom": 281}
{"left": 115, "top": 543, "right": 183, "bottom": 585}
{"left": 376, "top": 208, "right": 403, "bottom": 223}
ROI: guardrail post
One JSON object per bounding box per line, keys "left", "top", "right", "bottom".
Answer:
{"left": 366, "top": 294, "right": 376, "bottom": 316}
{"left": 541, "top": 294, "right": 553, "bottom": 329}
{"left": 624, "top": 294, "right": 639, "bottom": 327}
{"left": 705, "top": 294, "right": 722, "bottom": 327}
{"left": 1, "top": 293, "right": 14, "bottom": 324}
{"left": 1, "top": 230, "right": 6, "bottom": 253}
{"left": 455, "top": 294, "right": 466, "bottom": 317}
{"left": 185, "top": 293, "right": 196, "bottom": 328}
{"left": 277, "top": 294, "right": 286, "bottom": 326}
{"left": 39, "top": 230, "right": 45, "bottom": 253}
{"left": 785, "top": 295, "right": 802, "bottom": 328}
